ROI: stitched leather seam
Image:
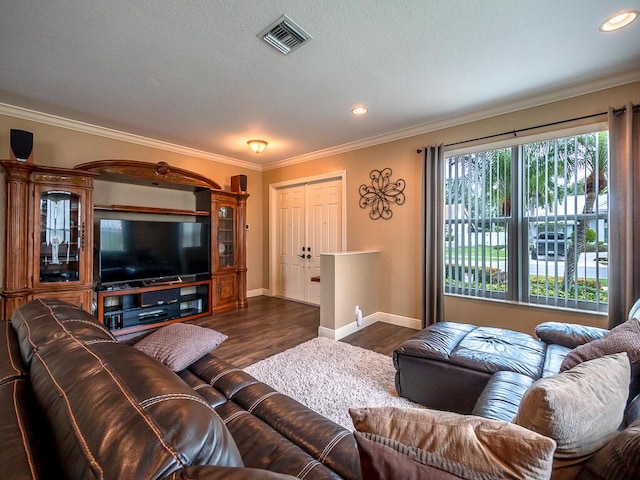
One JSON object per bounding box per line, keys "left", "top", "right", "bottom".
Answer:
{"left": 4, "top": 320, "right": 21, "bottom": 379}
{"left": 0, "top": 373, "right": 23, "bottom": 384}
{"left": 247, "top": 391, "right": 279, "bottom": 413}
{"left": 84, "top": 339, "right": 117, "bottom": 345}
{"left": 192, "top": 383, "right": 209, "bottom": 391}
{"left": 34, "top": 349, "right": 103, "bottom": 478}
{"left": 223, "top": 411, "right": 249, "bottom": 424}
{"left": 41, "top": 301, "right": 186, "bottom": 466}
{"left": 318, "top": 430, "right": 350, "bottom": 463}
{"left": 12, "top": 380, "right": 38, "bottom": 479}
{"left": 209, "top": 368, "right": 242, "bottom": 385}
{"left": 31, "top": 301, "right": 186, "bottom": 470}
{"left": 139, "top": 394, "right": 213, "bottom": 411}
{"left": 59, "top": 318, "right": 116, "bottom": 339}
{"left": 297, "top": 460, "right": 320, "bottom": 479}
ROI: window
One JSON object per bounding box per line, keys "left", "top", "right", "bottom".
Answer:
{"left": 444, "top": 130, "right": 609, "bottom": 312}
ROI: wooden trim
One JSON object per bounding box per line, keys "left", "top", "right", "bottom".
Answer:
{"left": 75, "top": 159, "right": 223, "bottom": 191}
{"left": 94, "top": 204, "right": 210, "bottom": 216}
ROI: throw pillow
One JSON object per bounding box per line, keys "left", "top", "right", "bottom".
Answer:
{"left": 561, "top": 318, "right": 640, "bottom": 374}
{"left": 349, "top": 406, "right": 556, "bottom": 480}
{"left": 134, "top": 323, "right": 227, "bottom": 371}
{"left": 354, "top": 432, "right": 467, "bottom": 480}
{"left": 535, "top": 322, "right": 607, "bottom": 349}
{"left": 515, "top": 353, "right": 630, "bottom": 478}
{"left": 578, "top": 418, "right": 640, "bottom": 480}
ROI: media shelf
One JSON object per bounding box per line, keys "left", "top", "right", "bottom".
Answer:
{"left": 97, "top": 279, "right": 211, "bottom": 337}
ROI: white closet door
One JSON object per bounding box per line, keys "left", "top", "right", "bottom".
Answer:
{"left": 275, "top": 179, "right": 342, "bottom": 305}
{"left": 305, "top": 180, "right": 342, "bottom": 305}
{"left": 275, "top": 185, "right": 306, "bottom": 301}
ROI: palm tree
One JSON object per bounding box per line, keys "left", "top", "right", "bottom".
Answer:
{"left": 559, "top": 132, "right": 608, "bottom": 293}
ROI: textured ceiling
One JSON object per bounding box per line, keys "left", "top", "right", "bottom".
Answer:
{"left": 1, "top": 0, "right": 639, "bottom": 168}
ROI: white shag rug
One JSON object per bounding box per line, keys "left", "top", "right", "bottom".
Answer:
{"left": 244, "top": 336, "right": 423, "bottom": 430}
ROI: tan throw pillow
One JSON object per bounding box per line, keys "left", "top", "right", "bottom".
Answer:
{"left": 350, "top": 406, "right": 556, "bottom": 480}
{"left": 134, "top": 323, "right": 227, "bottom": 371}
{"left": 561, "top": 319, "right": 640, "bottom": 374}
{"left": 515, "top": 353, "right": 630, "bottom": 478}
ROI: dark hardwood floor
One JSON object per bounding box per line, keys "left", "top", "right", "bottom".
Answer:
{"left": 189, "top": 296, "right": 417, "bottom": 368}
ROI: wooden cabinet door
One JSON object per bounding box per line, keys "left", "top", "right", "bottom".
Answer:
{"left": 213, "top": 273, "right": 237, "bottom": 312}
{"left": 31, "top": 289, "right": 93, "bottom": 313}
{"left": 31, "top": 184, "right": 93, "bottom": 289}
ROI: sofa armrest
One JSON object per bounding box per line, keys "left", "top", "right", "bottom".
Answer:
{"left": 472, "top": 371, "right": 535, "bottom": 422}
{"left": 535, "top": 322, "right": 608, "bottom": 349}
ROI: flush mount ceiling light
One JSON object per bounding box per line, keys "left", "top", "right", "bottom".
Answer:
{"left": 600, "top": 10, "right": 639, "bottom": 32}
{"left": 247, "top": 139, "right": 268, "bottom": 154}
{"left": 351, "top": 106, "right": 368, "bottom": 115}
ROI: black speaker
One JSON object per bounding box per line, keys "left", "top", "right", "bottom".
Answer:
{"left": 10, "top": 129, "right": 34, "bottom": 163}
{"left": 231, "top": 174, "right": 248, "bottom": 193}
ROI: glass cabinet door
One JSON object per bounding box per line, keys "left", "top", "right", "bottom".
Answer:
{"left": 38, "top": 190, "right": 83, "bottom": 283}
{"left": 217, "top": 205, "right": 235, "bottom": 268}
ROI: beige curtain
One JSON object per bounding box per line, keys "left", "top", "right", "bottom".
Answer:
{"left": 608, "top": 103, "right": 640, "bottom": 327}
{"left": 422, "top": 145, "right": 445, "bottom": 327}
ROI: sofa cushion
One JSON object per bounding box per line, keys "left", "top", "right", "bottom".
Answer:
{"left": 16, "top": 299, "right": 243, "bottom": 479}
{"left": 1, "top": 320, "right": 29, "bottom": 385}
{"left": 561, "top": 318, "right": 640, "bottom": 375}
{"left": 577, "top": 418, "right": 640, "bottom": 480}
{"left": 134, "top": 323, "right": 227, "bottom": 372}
{"left": 354, "top": 432, "right": 466, "bottom": 480}
{"left": 11, "top": 298, "right": 116, "bottom": 367}
{"left": 515, "top": 353, "right": 630, "bottom": 479}
{"left": 0, "top": 378, "right": 62, "bottom": 479}
{"left": 472, "top": 370, "right": 535, "bottom": 422}
{"left": 349, "top": 406, "right": 556, "bottom": 480}
{"left": 535, "top": 322, "right": 608, "bottom": 349}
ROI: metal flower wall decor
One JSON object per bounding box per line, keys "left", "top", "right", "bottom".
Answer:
{"left": 359, "top": 168, "right": 406, "bottom": 220}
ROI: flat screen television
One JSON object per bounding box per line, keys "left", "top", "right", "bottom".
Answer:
{"left": 96, "top": 219, "right": 210, "bottom": 286}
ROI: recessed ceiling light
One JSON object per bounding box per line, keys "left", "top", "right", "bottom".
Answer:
{"left": 351, "top": 106, "right": 368, "bottom": 115}
{"left": 600, "top": 10, "right": 639, "bottom": 32}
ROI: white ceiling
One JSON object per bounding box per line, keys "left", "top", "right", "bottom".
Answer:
{"left": 1, "top": 1, "right": 639, "bottom": 169}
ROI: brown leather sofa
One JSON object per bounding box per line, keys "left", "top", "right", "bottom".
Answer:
{"left": 1, "top": 298, "right": 361, "bottom": 480}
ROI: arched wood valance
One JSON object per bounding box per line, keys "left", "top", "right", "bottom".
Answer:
{"left": 75, "top": 159, "right": 222, "bottom": 191}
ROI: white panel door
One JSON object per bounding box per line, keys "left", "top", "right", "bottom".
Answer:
{"left": 305, "top": 180, "right": 342, "bottom": 305}
{"left": 276, "top": 186, "right": 305, "bottom": 301}
{"left": 275, "top": 178, "right": 342, "bottom": 305}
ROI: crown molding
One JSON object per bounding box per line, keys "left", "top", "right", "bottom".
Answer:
{"left": 3, "top": 69, "right": 639, "bottom": 173}
{"left": 264, "top": 69, "right": 640, "bottom": 170}
{"left": 0, "top": 102, "right": 263, "bottom": 172}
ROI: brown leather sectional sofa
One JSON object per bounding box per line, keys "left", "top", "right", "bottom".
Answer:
{"left": 1, "top": 299, "right": 361, "bottom": 479}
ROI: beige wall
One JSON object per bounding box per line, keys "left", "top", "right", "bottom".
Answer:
{"left": 2, "top": 80, "right": 639, "bottom": 333}
{"left": 263, "top": 81, "right": 640, "bottom": 333}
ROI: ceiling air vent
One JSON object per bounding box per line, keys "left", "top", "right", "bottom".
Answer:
{"left": 258, "top": 15, "right": 311, "bottom": 55}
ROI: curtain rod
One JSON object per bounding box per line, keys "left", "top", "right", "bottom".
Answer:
{"left": 416, "top": 103, "right": 638, "bottom": 152}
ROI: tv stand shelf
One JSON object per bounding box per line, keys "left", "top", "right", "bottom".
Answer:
{"left": 97, "top": 279, "right": 211, "bottom": 337}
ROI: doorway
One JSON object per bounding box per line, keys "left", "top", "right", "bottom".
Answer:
{"left": 270, "top": 172, "right": 346, "bottom": 305}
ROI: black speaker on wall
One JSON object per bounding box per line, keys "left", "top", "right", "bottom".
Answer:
{"left": 231, "top": 174, "right": 248, "bottom": 193}
{"left": 10, "top": 129, "right": 34, "bottom": 163}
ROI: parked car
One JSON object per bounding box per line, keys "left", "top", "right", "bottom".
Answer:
{"left": 531, "top": 231, "right": 566, "bottom": 259}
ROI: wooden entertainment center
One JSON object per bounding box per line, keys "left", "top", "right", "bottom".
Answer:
{"left": 1, "top": 159, "right": 248, "bottom": 337}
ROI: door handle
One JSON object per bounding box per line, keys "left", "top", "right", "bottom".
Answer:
{"left": 306, "top": 254, "right": 311, "bottom": 259}
{"left": 299, "top": 254, "right": 306, "bottom": 259}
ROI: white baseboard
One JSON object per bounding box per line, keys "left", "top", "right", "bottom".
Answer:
{"left": 317, "top": 311, "right": 420, "bottom": 340}
{"left": 376, "top": 312, "right": 422, "bottom": 330}
{"left": 247, "top": 288, "right": 269, "bottom": 298}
